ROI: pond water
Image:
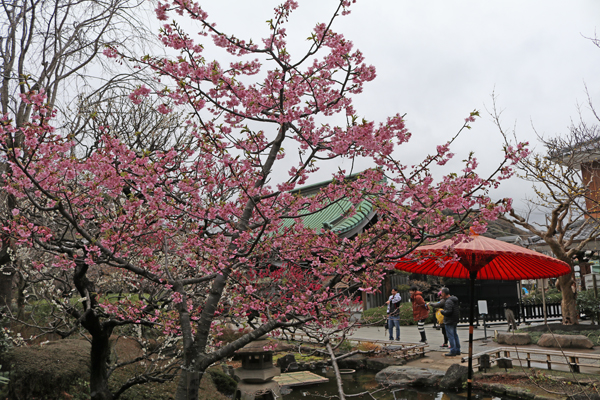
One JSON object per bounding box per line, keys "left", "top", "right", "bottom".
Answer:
{"left": 281, "top": 370, "right": 506, "bottom": 400}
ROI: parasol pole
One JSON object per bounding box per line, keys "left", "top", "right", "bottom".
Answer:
{"left": 467, "top": 270, "right": 477, "bottom": 400}
{"left": 541, "top": 279, "right": 547, "bottom": 324}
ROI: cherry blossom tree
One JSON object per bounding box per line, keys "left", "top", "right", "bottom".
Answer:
{"left": 1, "top": 1, "right": 527, "bottom": 399}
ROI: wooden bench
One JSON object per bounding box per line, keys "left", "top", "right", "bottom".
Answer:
{"left": 462, "top": 347, "right": 600, "bottom": 373}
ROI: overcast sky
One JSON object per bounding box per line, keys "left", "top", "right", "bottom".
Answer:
{"left": 163, "top": 1, "right": 600, "bottom": 227}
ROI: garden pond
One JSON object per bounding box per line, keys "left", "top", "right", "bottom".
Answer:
{"left": 281, "top": 369, "right": 509, "bottom": 400}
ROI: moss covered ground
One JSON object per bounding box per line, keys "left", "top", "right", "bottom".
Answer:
{"left": 1, "top": 337, "right": 231, "bottom": 400}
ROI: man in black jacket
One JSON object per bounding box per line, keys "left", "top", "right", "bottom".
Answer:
{"left": 440, "top": 287, "right": 461, "bottom": 356}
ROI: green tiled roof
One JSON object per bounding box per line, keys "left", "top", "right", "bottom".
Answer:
{"left": 281, "top": 171, "right": 380, "bottom": 235}
{"left": 281, "top": 197, "right": 373, "bottom": 235}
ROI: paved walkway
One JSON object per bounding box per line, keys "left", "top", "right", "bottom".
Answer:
{"left": 350, "top": 322, "right": 496, "bottom": 353}
{"left": 347, "top": 322, "right": 600, "bottom": 372}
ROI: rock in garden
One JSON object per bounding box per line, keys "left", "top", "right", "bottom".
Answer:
{"left": 375, "top": 366, "right": 444, "bottom": 387}
{"left": 569, "top": 335, "right": 595, "bottom": 349}
{"left": 337, "top": 354, "right": 368, "bottom": 370}
{"left": 439, "top": 364, "right": 469, "bottom": 390}
{"left": 497, "top": 332, "right": 531, "bottom": 345}
{"left": 505, "top": 387, "right": 534, "bottom": 399}
{"left": 537, "top": 334, "right": 562, "bottom": 348}
{"left": 287, "top": 362, "right": 299, "bottom": 371}
{"left": 488, "top": 383, "right": 508, "bottom": 395}
{"left": 537, "top": 334, "right": 593, "bottom": 349}
{"left": 276, "top": 354, "right": 297, "bottom": 372}
{"left": 365, "top": 357, "right": 405, "bottom": 371}
{"left": 569, "top": 393, "right": 600, "bottom": 400}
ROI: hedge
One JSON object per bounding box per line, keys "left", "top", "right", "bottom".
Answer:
{"left": 361, "top": 303, "right": 435, "bottom": 327}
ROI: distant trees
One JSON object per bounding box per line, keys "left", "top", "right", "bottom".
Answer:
{"left": 1, "top": 0, "right": 153, "bottom": 307}
{"left": 1, "top": 1, "right": 187, "bottom": 399}
{"left": 498, "top": 98, "right": 600, "bottom": 324}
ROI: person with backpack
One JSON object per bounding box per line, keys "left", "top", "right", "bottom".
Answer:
{"left": 385, "top": 288, "right": 402, "bottom": 341}
{"left": 440, "top": 287, "right": 461, "bottom": 356}
{"left": 428, "top": 290, "right": 449, "bottom": 348}
{"left": 409, "top": 286, "right": 428, "bottom": 343}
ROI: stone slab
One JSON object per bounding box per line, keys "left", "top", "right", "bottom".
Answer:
{"left": 497, "top": 332, "right": 531, "bottom": 345}
{"left": 375, "top": 366, "right": 444, "bottom": 387}
{"left": 537, "top": 334, "right": 594, "bottom": 349}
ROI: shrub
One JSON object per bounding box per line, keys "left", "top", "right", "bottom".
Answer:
{"left": 399, "top": 303, "right": 415, "bottom": 325}
{"left": 577, "top": 290, "right": 600, "bottom": 322}
{"left": 357, "top": 341, "right": 381, "bottom": 352}
{"left": 397, "top": 284, "right": 411, "bottom": 293}
{"left": 425, "top": 306, "right": 436, "bottom": 324}
{"left": 0, "top": 319, "right": 12, "bottom": 358}
{"left": 5, "top": 339, "right": 90, "bottom": 399}
{"left": 400, "top": 302, "right": 436, "bottom": 326}
{"left": 409, "top": 280, "right": 430, "bottom": 293}
{"left": 207, "top": 367, "right": 237, "bottom": 397}
{"left": 362, "top": 303, "right": 435, "bottom": 327}
{"left": 523, "top": 288, "right": 562, "bottom": 304}
{"left": 338, "top": 339, "right": 354, "bottom": 352}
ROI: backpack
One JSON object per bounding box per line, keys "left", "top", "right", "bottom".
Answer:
{"left": 435, "top": 309, "right": 444, "bottom": 324}
{"left": 390, "top": 300, "right": 401, "bottom": 316}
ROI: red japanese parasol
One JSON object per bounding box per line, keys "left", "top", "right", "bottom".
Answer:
{"left": 395, "top": 234, "right": 571, "bottom": 280}
{"left": 395, "top": 232, "right": 571, "bottom": 400}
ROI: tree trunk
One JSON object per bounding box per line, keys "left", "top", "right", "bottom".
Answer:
{"left": 74, "top": 260, "right": 114, "bottom": 400}
{"left": 175, "top": 271, "right": 230, "bottom": 400}
{"left": 0, "top": 264, "right": 14, "bottom": 309}
{"left": 173, "top": 283, "right": 202, "bottom": 400}
{"left": 174, "top": 327, "right": 201, "bottom": 400}
{"left": 89, "top": 325, "right": 114, "bottom": 400}
{"left": 558, "top": 274, "right": 578, "bottom": 325}
{"left": 174, "top": 368, "right": 201, "bottom": 400}
{"left": 325, "top": 340, "right": 346, "bottom": 400}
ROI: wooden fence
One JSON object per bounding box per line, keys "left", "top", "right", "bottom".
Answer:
{"left": 457, "top": 301, "right": 564, "bottom": 325}
{"left": 364, "top": 274, "right": 409, "bottom": 310}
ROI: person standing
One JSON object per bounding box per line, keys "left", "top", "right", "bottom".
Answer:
{"left": 440, "top": 287, "right": 461, "bottom": 356}
{"left": 409, "top": 286, "right": 428, "bottom": 343}
{"left": 386, "top": 288, "right": 401, "bottom": 341}
{"left": 429, "top": 290, "right": 448, "bottom": 348}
